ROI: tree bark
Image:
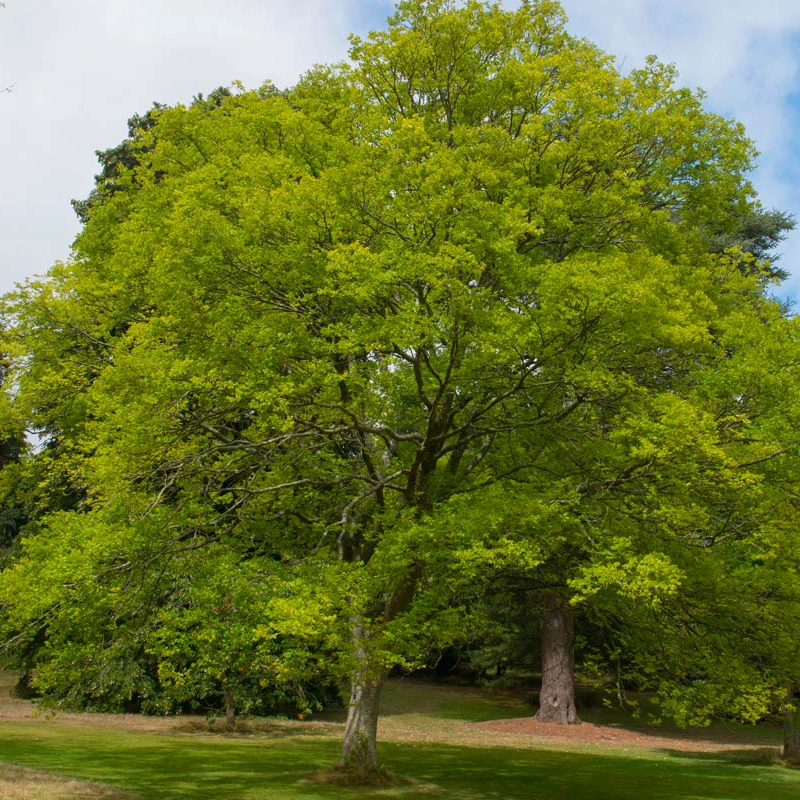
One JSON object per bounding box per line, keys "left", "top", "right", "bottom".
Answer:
{"left": 783, "top": 694, "right": 800, "bottom": 764}
{"left": 223, "top": 689, "right": 237, "bottom": 732}
{"left": 340, "top": 669, "right": 383, "bottom": 774}
{"left": 535, "top": 591, "right": 580, "bottom": 725}
{"left": 337, "top": 562, "right": 420, "bottom": 776}
{"left": 339, "top": 618, "right": 384, "bottom": 776}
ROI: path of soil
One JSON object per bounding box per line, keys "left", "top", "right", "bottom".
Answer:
{"left": 471, "top": 716, "right": 780, "bottom": 754}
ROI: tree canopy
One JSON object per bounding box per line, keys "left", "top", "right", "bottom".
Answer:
{"left": 2, "top": 0, "right": 800, "bottom": 777}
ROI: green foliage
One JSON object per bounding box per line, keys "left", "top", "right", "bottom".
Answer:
{"left": 0, "top": 507, "right": 343, "bottom": 714}
{"left": 145, "top": 551, "right": 341, "bottom": 717}
{"left": 71, "top": 103, "right": 167, "bottom": 224}
{"left": 0, "top": 344, "right": 27, "bottom": 548}
{"left": 1, "top": 0, "right": 799, "bottom": 759}
{"left": 706, "top": 206, "right": 795, "bottom": 282}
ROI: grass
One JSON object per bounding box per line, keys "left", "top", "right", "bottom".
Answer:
{"left": 0, "top": 762, "right": 134, "bottom": 799}
{"left": 0, "top": 678, "right": 797, "bottom": 799}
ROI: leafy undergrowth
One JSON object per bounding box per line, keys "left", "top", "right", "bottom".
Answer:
{"left": 0, "top": 676, "right": 796, "bottom": 799}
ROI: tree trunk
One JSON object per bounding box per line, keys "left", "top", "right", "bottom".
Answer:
{"left": 339, "top": 618, "right": 384, "bottom": 776}
{"left": 783, "top": 695, "right": 800, "bottom": 764}
{"left": 340, "top": 669, "right": 383, "bottom": 774}
{"left": 223, "top": 689, "right": 237, "bottom": 732}
{"left": 535, "top": 591, "right": 580, "bottom": 725}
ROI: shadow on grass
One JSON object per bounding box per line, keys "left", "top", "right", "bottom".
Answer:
{"left": 373, "top": 678, "right": 533, "bottom": 723}
{"left": 2, "top": 722, "right": 800, "bottom": 800}
{"left": 656, "top": 746, "right": 794, "bottom": 767}
{"left": 344, "top": 679, "right": 785, "bottom": 758}
{"left": 575, "top": 716, "right": 782, "bottom": 750}
{"left": 170, "top": 718, "right": 341, "bottom": 739}
{"left": 383, "top": 741, "right": 800, "bottom": 800}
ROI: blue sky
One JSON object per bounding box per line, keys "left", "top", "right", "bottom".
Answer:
{"left": 1, "top": 0, "right": 798, "bottom": 300}
{"left": 560, "top": 0, "right": 800, "bottom": 303}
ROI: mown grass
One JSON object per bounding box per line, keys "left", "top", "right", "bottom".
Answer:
{"left": 0, "top": 680, "right": 797, "bottom": 799}
{"left": 0, "top": 762, "right": 134, "bottom": 799}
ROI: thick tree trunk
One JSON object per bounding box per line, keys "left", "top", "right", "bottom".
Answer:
{"left": 535, "top": 591, "right": 580, "bottom": 725}
{"left": 339, "top": 618, "right": 384, "bottom": 776}
{"left": 783, "top": 695, "right": 800, "bottom": 764}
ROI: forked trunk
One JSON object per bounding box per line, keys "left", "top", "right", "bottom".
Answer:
{"left": 340, "top": 618, "right": 385, "bottom": 775}
{"left": 783, "top": 695, "right": 800, "bottom": 764}
{"left": 535, "top": 591, "right": 580, "bottom": 725}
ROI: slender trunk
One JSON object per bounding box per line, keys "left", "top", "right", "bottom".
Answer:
{"left": 336, "top": 562, "right": 420, "bottom": 776}
{"left": 535, "top": 591, "right": 580, "bottom": 725}
{"left": 783, "top": 695, "right": 800, "bottom": 764}
{"left": 339, "top": 618, "right": 385, "bottom": 775}
{"left": 223, "top": 689, "right": 236, "bottom": 732}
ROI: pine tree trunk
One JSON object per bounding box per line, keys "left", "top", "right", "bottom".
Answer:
{"left": 339, "top": 618, "right": 384, "bottom": 776}
{"left": 783, "top": 695, "right": 800, "bottom": 764}
{"left": 535, "top": 591, "right": 580, "bottom": 725}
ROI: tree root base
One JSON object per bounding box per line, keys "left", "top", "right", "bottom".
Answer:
{"left": 305, "top": 765, "right": 414, "bottom": 787}
{"left": 534, "top": 712, "right": 582, "bottom": 726}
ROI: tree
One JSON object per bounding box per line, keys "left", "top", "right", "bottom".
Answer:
{"left": 0, "top": 348, "right": 25, "bottom": 546}
{"left": 530, "top": 205, "right": 797, "bottom": 727}
{"left": 144, "top": 547, "right": 340, "bottom": 728}
{"left": 2, "top": 0, "right": 797, "bottom": 779}
{"left": 70, "top": 105, "right": 166, "bottom": 224}
{"left": 706, "top": 207, "right": 795, "bottom": 282}
{"left": 561, "top": 299, "right": 800, "bottom": 758}
{"left": 70, "top": 89, "right": 234, "bottom": 225}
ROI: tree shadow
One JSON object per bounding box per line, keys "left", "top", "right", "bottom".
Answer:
{"left": 657, "top": 746, "right": 788, "bottom": 767}
{"left": 169, "top": 716, "right": 343, "bottom": 738}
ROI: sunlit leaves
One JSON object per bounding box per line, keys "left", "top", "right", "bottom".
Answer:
{"left": 1, "top": 0, "right": 798, "bottom": 733}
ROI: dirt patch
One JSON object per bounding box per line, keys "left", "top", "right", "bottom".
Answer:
{"left": 0, "top": 673, "right": 39, "bottom": 722}
{"left": 472, "top": 716, "right": 780, "bottom": 754}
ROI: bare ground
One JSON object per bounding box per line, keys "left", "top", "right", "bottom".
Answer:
{"left": 0, "top": 672, "right": 782, "bottom": 753}
{"left": 470, "top": 716, "right": 780, "bottom": 754}
{"left": 374, "top": 681, "right": 782, "bottom": 757}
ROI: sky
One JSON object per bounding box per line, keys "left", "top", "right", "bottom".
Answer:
{"left": 1, "top": 0, "right": 799, "bottom": 301}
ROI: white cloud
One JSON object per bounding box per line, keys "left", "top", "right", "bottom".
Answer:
{"left": 0, "top": 0, "right": 393, "bottom": 295}
{"left": 559, "top": 0, "right": 800, "bottom": 299}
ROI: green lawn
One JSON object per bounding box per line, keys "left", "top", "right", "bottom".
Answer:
{"left": 0, "top": 682, "right": 797, "bottom": 799}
